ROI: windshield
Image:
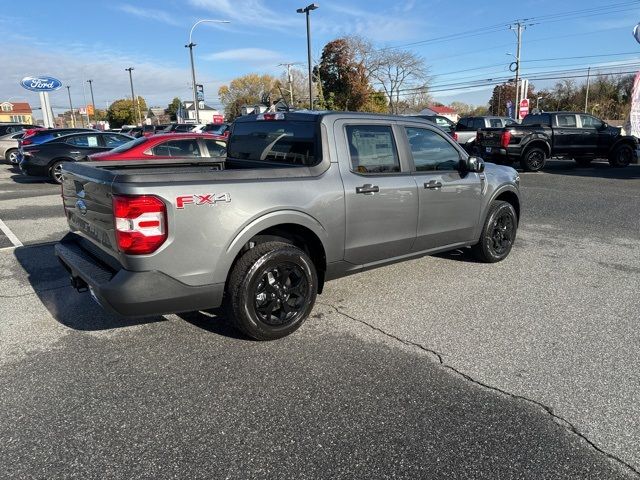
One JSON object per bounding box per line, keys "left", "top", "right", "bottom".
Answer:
{"left": 109, "top": 136, "right": 147, "bottom": 153}
{"left": 227, "top": 120, "right": 317, "bottom": 166}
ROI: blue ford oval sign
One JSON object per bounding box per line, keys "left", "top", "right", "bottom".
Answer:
{"left": 20, "top": 76, "right": 63, "bottom": 92}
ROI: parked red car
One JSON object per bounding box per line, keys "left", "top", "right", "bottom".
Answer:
{"left": 88, "top": 133, "right": 226, "bottom": 161}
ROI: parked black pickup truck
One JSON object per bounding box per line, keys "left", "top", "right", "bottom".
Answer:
{"left": 477, "top": 111, "right": 638, "bottom": 171}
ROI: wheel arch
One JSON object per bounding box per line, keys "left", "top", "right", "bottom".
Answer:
{"left": 493, "top": 189, "right": 520, "bottom": 222}
{"left": 522, "top": 139, "right": 550, "bottom": 158}
{"left": 220, "top": 211, "right": 329, "bottom": 293}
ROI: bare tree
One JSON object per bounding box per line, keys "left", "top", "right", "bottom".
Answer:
{"left": 369, "top": 49, "right": 429, "bottom": 114}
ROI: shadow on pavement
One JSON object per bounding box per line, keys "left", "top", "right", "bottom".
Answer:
{"left": 13, "top": 242, "right": 165, "bottom": 331}
{"left": 433, "top": 247, "right": 480, "bottom": 263}
{"left": 176, "top": 309, "right": 249, "bottom": 340}
{"left": 10, "top": 173, "right": 51, "bottom": 184}
{"left": 527, "top": 159, "right": 640, "bottom": 179}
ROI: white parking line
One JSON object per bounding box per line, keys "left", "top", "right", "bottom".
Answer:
{"left": 0, "top": 218, "right": 23, "bottom": 248}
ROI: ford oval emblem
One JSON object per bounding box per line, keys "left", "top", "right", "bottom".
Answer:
{"left": 20, "top": 76, "right": 63, "bottom": 92}
{"left": 76, "top": 199, "right": 88, "bottom": 215}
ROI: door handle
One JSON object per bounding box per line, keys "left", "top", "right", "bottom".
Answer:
{"left": 69, "top": 151, "right": 81, "bottom": 154}
{"left": 424, "top": 181, "right": 443, "bottom": 190}
{"left": 356, "top": 184, "right": 379, "bottom": 194}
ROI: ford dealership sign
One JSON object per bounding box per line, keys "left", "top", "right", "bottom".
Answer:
{"left": 20, "top": 76, "right": 63, "bottom": 92}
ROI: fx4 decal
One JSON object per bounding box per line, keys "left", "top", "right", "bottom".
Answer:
{"left": 176, "top": 193, "right": 231, "bottom": 209}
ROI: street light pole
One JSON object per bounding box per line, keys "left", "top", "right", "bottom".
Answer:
{"left": 66, "top": 86, "right": 76, "bottom": 128}
{"left": 125, "top": 67, "right": 141, "bottom": 125}
{"left": 297, "top": 4, "right": 318, "bottom": 110}
{"left": 87, "top": 79, "right": 96, "bottom": 123}
{"left": 186, "top": 19, "right": 230, "bottom": 124}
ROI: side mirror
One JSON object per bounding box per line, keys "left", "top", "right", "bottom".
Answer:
{"left": 599, "top": 122, "right": 608, "bottom": 130}
{"left": 462, "top": 156, "right": 485, "bottom": 173}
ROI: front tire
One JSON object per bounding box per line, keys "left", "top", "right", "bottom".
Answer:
{"left": 609, "top": 144, "right": 633, "bottom": 168}
{"left": 471, "top": 201, "right": 518, "bottom": 263}
{"left": 520, "top": 147, "right": 547, "bottom": 172}
{"left": 225, "top": 241, "right": 317, "bottom": 340}
{"left": 5, "top": 148, "right": 18, "bottom": 164}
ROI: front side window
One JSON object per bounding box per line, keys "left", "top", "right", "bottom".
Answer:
{"left": 556, "top": 114, "right": 577, "bottom": 128}
{"left": 456, "top": 118, "right": 470, "bottom": 131}
{"left": 406, "top": 127, "right": 460, "bottom": 172}
{"left": 205, "top": 139, "right": 226, "bottom": 157}
{"left": 580, "top": 115, "right": 602, "bottom": 129}
{"left": 151, "top": 139, "right": 201, "bottom": 157}
{"left": 346, "top": 125, "right": 400, "bottom": 174}
{"left": 104, "top": 134, "right": 130, "bottom": 147}
{"left": 489, "top": 118, "right": 503, "bottom": 128}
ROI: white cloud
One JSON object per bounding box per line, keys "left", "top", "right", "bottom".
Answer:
{"left": 117, "top": 4, "right": 182, "bottom": 27}
{"left": 188, "top": 0, "right": 289, "bottom": 31}
{"left": 203, "top": 48, "right": 284, "bottom": 63}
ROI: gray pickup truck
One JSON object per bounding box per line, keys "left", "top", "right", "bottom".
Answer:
{"left": 55, "top": 111, "right": 521, "bottom": 340}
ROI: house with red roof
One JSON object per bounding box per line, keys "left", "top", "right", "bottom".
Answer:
{"left": 0, "top": 102, "right": 33, "bottom": 124}
{"left": 419, "top": 105, "right": 458, "bottom": 122}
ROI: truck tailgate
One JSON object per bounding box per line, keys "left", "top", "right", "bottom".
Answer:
{"left": 477, "top": 128, "right": 504, "bottom": 148}
{"left": 61, "top": 168, "right": 119, "bottom": 255}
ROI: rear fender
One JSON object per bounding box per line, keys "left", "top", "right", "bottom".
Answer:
{"left": 214, "top": 210, "right": 330, "bottom": 284}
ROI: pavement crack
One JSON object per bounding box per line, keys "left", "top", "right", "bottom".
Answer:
{"left": 319, "top": 301, "right": 640, "bottom": 478}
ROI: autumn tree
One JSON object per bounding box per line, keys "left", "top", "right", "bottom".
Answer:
{"left": 106, "top": 97, "right": 147, "bottom": 127}
{"left": 488, "top": 82, "right": 535, "bottom": 116}
{"left": 318, "top": 38, "right": 371, "bottom": 111}
{"left": 218, "top": 73, "right": 277, "bottom": 120}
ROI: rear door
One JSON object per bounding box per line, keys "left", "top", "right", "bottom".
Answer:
{"left": 334, "top": 120, "right": 418, "bottom": 265}
{"left": 403, "top": 125, "right": 482, "bottom": 251}
{"left": 553, "top": 113, "right": 581, "bottom": 155}
{"left": 64, "top": 134, "right": 107, "bottom": 160}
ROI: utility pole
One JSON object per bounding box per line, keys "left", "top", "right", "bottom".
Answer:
{"left": 87, "top": 79, "right": 96, "bottom": 123}
{"left": 278, "top": 63, "right": 302, "bottom": 106}
{"left": 510, "top": 22, "right": 524, "bottom": 120}
{"left": 125, "top": 67, "right": 141, "bottom": 125}
{"left": 66, "top": 86, "right": 76, "bottom": 128}
{"left": 584, "top": 66, "right": 591, "bottom": 113}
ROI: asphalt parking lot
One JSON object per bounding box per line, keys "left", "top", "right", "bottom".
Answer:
{"left": 1, "top": 160, "right": 639, "bottom": 478}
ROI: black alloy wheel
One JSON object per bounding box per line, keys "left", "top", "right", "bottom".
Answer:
{"left": 610, "top": 144, "right": 633, "bottom": 168}
{"left": 472, "top": 200, "right": 518, "bottom": 263}
{"left": 253, "top": 263, "right": 310, "bottom": 326}
{"left": 521, "top": 147, "right": 546, "bottom": 172}
{"left": 225, "top": 241, "right": 317, "bottom": 340}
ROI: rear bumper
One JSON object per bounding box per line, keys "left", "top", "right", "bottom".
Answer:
{"left": 479, "top": 146, "right": 511, "bottom": 162}
{"left": 55, "top": 233, "right": 224, "bottom": 316}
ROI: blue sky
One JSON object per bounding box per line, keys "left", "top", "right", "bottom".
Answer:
{"left": 2, "top": 0, "right": 639, "bottom": 118}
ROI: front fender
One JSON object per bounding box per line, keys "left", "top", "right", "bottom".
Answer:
{"left": 213, "top": 209, "right": 330, "bottom": 284}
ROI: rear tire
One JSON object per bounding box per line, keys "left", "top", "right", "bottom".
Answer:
{"left": 520, "top": 147, "right": 547, "bottom": 172}
{"left": 49, "top": 160, "right": 65, "bottom": 184}
{"left": 224, "top": 241, "right": 317, "bottom": 340}
{"left": 471, "top": 201, "right": 518, "bottom": 263}
{"left": 609, "top": 144, "right": 633, "bottom": 168}
{"left": 5, "top": 148, "right": 18, "bottom": 164}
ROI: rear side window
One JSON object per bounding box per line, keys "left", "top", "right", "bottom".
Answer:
{"left": 228, "top": 120, "right": 316, "bottom": 166}
{"left": 489, "top": 118, "right": 503, "bottom": 128}
{"left": 406, "top": 127, "right": 460, "bottom": 171}
{"left": 205, "top": 139, "right": 226, "bottom": 157}
{"left": 104, "top": 134, "right": 130, "bottom": 147}
{"left": 65, "top": 135, "right": 99, "bottom": 147}
{"left": 152, "top": 139, "right": 201, "bottom": 157}
{"left": 110, "top": 136, "right": 146, "bottom": 153}
{"left": 471, "top": 118, "right": 484, "bottom": 130}
{"left": 346, "top": 125, "right": 400, "bottom": 174}
{"left": 522, "top": 113, "right": 550, "bottom": 126}
{"left": 556, "top": 114, "right": 577, "bottom": 128}
{"left": 456, "top": 118, "right": 470, "bottom": 130}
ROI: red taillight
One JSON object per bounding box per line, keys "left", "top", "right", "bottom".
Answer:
{"left": 500, "top": 131, "right": 511, "bottom": 148}
{"left": 257, "top": 113, "right": 284, "bottom": 121}
{"left": 21, "top": 138, "right": 33, "bottom": 146}
{"left": 452, "top": 132, "right": 458, "bottom": 141}
{"left": 112, "top": 195, "right": 167, "bottom": 255}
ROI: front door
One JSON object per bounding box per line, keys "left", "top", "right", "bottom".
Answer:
{"left": 336, "top": 121, "right": 418, "bottom": 266}
{"left": 403, "top": 126, "right": 482, "bottom": 251}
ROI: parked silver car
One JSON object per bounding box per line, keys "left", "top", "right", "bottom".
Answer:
{"left": 0, "top": 131, "right": 24, "bottom": 163}
{"left": 455, "top": 116, "right": 518, "bottom": 153}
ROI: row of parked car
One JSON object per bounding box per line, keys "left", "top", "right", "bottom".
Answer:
{"left": 415, "top": 111, "right": 637, "bottom": 171}
{"left": 114, "top": 122, "right": 230, "bottom": 139}
{"left": 0, "top": 122, "right": 228, "bottom": 183}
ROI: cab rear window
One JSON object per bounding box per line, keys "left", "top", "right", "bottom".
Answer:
{"left": 227, "top": 121, "right": 317, "bottom": 166}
